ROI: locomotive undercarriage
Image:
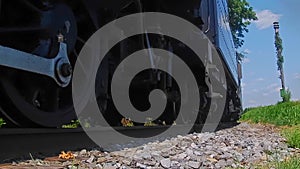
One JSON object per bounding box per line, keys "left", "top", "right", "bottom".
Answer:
{"left": 0, "top": 0, "right": 241, "bottom": 127}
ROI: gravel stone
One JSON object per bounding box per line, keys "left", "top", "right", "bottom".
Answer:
{"left": 136, "top": 162, "right": 147, "bottom": 168}
{"left": 86, "top": 155, "right": 95, "bottom": 163}
{"left": 160, "top": 158, "right": 171, "bottom": 168}
{"left": 9, "top": 122, "right": 300, "bottom": 169}
{"left": 103, "top": 166, "right": 117, "bottom": 169}
{"left": 188, "top": 161, "right": 200, "bottom": 168}
{"left": 79, "top": 149, "right": 87, "bottom": 156}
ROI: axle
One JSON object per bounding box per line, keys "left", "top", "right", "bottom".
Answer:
{"left": 0, "top": 42, "right": 72, "bottom": 87}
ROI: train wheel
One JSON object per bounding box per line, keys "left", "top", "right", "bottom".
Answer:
{"left": 0, "top": 1, "right": 98, "bottom": 127}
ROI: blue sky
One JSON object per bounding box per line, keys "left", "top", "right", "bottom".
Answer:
{"left": 240, "top": 0, "right": 300, "bottom": 108}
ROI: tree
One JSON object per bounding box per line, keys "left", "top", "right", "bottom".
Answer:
{"left": 228, "top": 0, "right": 257, "bottom": 51}
{"left": 274, "top": 22, "right": 290, "bottom": 102}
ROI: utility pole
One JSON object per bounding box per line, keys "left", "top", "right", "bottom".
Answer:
{"left": 273, "top": 22, "right": 286, "bottom": 101}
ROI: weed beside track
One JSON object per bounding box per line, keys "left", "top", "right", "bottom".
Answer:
{"left": 240, "top": 101, "right": 300, "bottom": 168}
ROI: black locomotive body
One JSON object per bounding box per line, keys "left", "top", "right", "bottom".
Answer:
{"left": 0, "top": 0, "right": 242, "bottom": 127}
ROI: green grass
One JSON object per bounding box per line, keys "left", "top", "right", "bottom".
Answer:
{"left": 240, "top": 101, "right": 300, "bottom": 126}
{"left": 0, "top": 118, "right": 5, "bottom": 128}
{"left": 282, "top": 126, "right": 300, "bottom": 148}
{"left": 235, "top": 101, "right": 300, "bottom": 168}
{"left": 275, "top": 156, "right": 300, "bottom": 169}
{"left": 240, "top": 101, "right": 300, "bottom": 149}
{"left": 254, "top": 156, "right": 300, "bottom": 169}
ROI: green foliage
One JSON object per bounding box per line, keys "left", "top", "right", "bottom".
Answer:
{"left": 0, "top": 118, "right": 5, "bottom": 128}
{"left": 282, "top": 126, "right": 300, "bottom": 148}
{"left": 144, "top": 117, "right": 158, "bottom": 127}
{"left": 240, "top": 101, "right": 300, "bottom": 126}
{"left": 275, "top": 33, "right": 283, "bottom": 52}
{"left": 228, "top": 0, "right": 257, "bottom": 49}
{"left": 62, "top": 120, "right": 81, "bottom": 129}
{"left": 282, "top": 89, "right": 292, "bottom": 103}
{"left": 62, "top": 119, "right": 91, "bottom": 128}
{"left": 243, "top": 106, "right": 256, "bottom": 113}
{"left": 274, "top": 28, "right": 287, "bottom": 103}
{"left": 275, "top": 33, "right": 284, "bottom": 70}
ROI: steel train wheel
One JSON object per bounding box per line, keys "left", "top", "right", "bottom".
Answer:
{"left": 0, "top": 1, "right": 97, "bottom": 127}
{"left": 0, "top": 0, "right": 212, "bottom": 127}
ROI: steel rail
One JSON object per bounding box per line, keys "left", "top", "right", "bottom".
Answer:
{"left": 0, "top": 122, "right": 238, "bottom": 163}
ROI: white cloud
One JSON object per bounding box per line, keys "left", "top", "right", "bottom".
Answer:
{"left": 254, "top": 10, "right": 282, "bottom": 30}
{"left": 248, "top": 100, "right": 257, "bottom": 104}
{"left": 294, "top": 73, "right": 300, "bottom": 79}
{"left": 256, "top": 78, "right": 265, "bottom": 81}
{"left": 243, "top": 58, "right": 251, "bottom": 64}
{"left": 243, "top": 49, "right": 251, "bottom": 54}
{"left": 275, "top": 87, "right": 281, "bottom": 92}
{"left": 263, "top": 93, "right": 269, "bottom": 96}
{"left": 266, "top": 83, "right": 279, "bottom": 90}
{"left": 258, "top": 83, "right": 281, "bottom": 96}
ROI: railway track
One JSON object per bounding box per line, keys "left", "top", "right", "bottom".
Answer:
{"left": 0, "top": 122, "right": 238, "bottom": 163}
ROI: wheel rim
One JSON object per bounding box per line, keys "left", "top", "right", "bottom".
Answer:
{"left": 0, "top": 1, "right": 80, "bottom": 127}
